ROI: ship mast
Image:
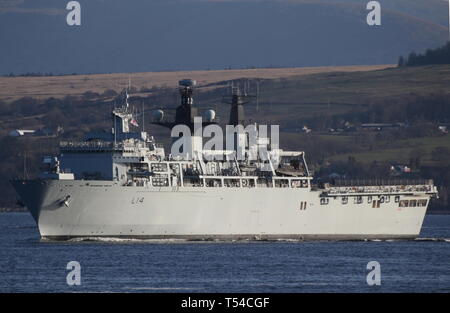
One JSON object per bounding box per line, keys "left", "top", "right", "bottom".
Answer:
{"left": 222, "top": 80, "right": 256, "bottom": 126}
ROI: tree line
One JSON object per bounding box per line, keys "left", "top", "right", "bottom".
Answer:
{"left": 399, "top": 42, "right": 450, "bottom": 67}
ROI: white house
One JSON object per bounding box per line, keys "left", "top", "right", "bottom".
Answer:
{"left": 9, "top": 129, "right": 36, "bottom": 137}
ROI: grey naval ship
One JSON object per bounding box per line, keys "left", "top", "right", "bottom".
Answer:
{"left": 12, "top": 79, "right": 438, "bottom": 240}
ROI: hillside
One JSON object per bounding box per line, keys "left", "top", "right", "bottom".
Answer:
{"left": 199, "top": 64, "right": 450, "bottom": 127}
{"left": 0, "top": 0, "right": 447, "bottom": 75}
{"left": 0, "top": 65, "right": 391, "bottom": 102}
{"left": 320, "top": 0, "right": 449, "bottom": 26}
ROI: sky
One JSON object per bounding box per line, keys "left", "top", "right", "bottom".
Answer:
{"left": 0, "top": 0, "right": 448, "bottom": 75}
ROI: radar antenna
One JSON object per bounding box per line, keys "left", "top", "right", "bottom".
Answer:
{"left": 152, "top": 79, "right": 216, "bottom": 130}
{"left": 222, "top": 79, "right": 256, "bottom": 126}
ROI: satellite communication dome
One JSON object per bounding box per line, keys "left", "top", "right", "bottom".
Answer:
{"left": 152, "top": 109, "right": 164, "bottom": 122}
{"left": 203, "top": 109, "right": 216, "bottom": 122}
{"left": 179, "top": 79, "right": 197, "bottom": 87}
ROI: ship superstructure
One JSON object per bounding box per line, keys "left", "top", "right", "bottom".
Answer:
{"left": 12, "top": 80, "right": 438, "bottom": 240}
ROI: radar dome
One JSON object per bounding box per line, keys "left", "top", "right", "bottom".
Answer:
{"left": 152, "top": 110, "right": 164, "bottom": 122}
{"left": 179, "top": 79, "right": 197, "bottom": 87}
{"left": 203, "top": 109, "right": 216, "bottom": 122}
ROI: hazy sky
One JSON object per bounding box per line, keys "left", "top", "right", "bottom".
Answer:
{"left": 0, "top": 0, "right": 448, "bottom": 75}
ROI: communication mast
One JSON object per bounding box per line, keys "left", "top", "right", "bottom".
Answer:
{"left": 152, "top": 79, "right": 216, "bottom": 130}
{"left": 222, "top": 80, "right": 256, "bottom": 126}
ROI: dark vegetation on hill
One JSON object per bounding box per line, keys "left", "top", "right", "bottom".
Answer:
{"left": 1, "top": 65, "right": 450, "bottom": 211}
{"left": 399, "top": 42, "right": 450, "bottom": 67}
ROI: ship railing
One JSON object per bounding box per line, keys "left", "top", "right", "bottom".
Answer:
{"left": 325, "top": 184, "right": 434, "bottom": 195}
{"left": 60, "top": 141, "right": 115, "bottom": 150}
{"left": 332, "top": 178, "right": 433, "bottom": 187}
{"left": 60, "top": 141, "right": 149, "bottom": 151}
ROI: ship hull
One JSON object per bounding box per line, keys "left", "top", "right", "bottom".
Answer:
{"left": 12, "top": 179, "right": 429, "bottom": 240}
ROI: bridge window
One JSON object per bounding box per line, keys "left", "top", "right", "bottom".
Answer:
{"left": 417, "top": 199, "right": 427, "bottom": 207}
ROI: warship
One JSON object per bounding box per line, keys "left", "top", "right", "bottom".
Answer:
{"left": 11, "top": 79, "right": 438, "bottom": 240}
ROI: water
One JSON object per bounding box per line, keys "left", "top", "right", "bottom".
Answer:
{"left": 0, "top": 212, "right": 449, "bottom": 293}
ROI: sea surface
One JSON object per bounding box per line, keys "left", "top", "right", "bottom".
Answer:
{"left": 0, "top": 212, "right": 449, "bottom": 293}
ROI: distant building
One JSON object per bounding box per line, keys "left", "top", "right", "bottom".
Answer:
{"left": 328, "top": 128, "right": 344, "bottom": 133}
{"left": 438, "top": 125, "right": 448, "bottom": 134}
{"left": 9, "top": 130, "right": 35, "bottom": 137}
{"left": 390, "top": 165, "right": 411, "bottom": 175}
{"left": 344, "top": 125, "right": 357, "bottom": 132}
{"left": 361, "top": 123, "right": 406, "bottom": 131}
{"left": 9, "top": 126, "right": 63, "bottom": 137}
{"left": 301, "top": 125, "right": 312, "bottom": 133}
{"left": 35, "top": 126, "right": 63, "bottom": 137}
{"left": 329, "top": 121, "right": 356, "bottom": 133}
{"left": 329, "top": 173, "right": 341, "bottom": 179}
